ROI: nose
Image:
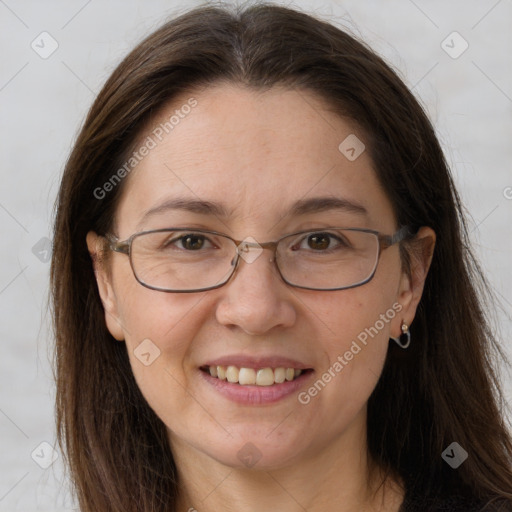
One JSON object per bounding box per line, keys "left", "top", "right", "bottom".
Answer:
{"left": 214, "top": 246, "right": 297, "bottom": 335}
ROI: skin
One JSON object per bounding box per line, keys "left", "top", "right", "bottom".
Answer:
{"left": 87, "top": 84, "right": 435, "bottom": 512}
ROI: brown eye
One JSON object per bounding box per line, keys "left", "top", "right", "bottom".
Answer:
{"left": 291, "top": 231, "right": 350, "bottom": 253}
{"left": 178, "top": 234, "right": 206, "bottom": 250}
{"left": 307, "top": 233, "right": 331, "bottom": 250}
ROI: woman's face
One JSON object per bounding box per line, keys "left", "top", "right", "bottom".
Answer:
{"left": 88, "top": 84, "right": 429, "bottom": 470}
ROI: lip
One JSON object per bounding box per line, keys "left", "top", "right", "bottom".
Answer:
{"left": 198, "top": 367, "right": 315, "bottom": 405}
{"left": 202, "top": 355, "right": 312, "bottom": 370}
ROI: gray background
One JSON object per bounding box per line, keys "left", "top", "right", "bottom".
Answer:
{"left": 1, "top": 0, "right": 511, "bottom": 510}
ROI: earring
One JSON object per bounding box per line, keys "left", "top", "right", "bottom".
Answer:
{"left": 392, "top": 322, "right": 411, "bottom": 349}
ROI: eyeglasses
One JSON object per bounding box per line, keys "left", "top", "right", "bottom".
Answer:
{"left": 105, "top": 225, "right": 413, "bottom": 293}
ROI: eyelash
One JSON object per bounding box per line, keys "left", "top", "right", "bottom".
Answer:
{"left": 293, "top": 232, "right": 348, "bottom": 251}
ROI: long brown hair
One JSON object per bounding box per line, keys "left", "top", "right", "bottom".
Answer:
{"left": 50, "top": 3, "right": 512, "bottom": 510}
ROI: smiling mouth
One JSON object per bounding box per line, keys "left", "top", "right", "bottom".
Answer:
{"left": 200, "top": 365, "right": 313, "bottom": 386}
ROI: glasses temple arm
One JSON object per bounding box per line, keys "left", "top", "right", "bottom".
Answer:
{"left": 105, "top": 234, "right": 130, "bottom": 255}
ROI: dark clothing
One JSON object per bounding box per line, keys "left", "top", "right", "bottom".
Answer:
{"left": 399, "top": 492, "right": 512, "bottom": 511}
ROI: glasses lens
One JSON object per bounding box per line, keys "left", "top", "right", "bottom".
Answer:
{"left": 277, "top": 229, "right": 379, "bottom": 290}
{"left": 131, "top": 230, "right": 236, "bottom": 291}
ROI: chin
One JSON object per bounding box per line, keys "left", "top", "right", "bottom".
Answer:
{"left": 199, "top": 428, "right": 311, "bottom": 470}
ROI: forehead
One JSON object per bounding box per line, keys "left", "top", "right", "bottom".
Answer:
{"left": 115, "top": 84, "right": 395, "bottom": 236}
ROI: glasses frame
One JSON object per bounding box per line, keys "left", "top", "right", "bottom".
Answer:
{"left": 105, "top": 225, "right": 414, "bottom": 293}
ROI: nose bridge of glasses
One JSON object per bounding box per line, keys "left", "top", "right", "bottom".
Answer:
{"left": 235, "top": 238, "right": 278, "bottom": 260}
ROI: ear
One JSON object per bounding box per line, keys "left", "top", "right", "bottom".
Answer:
{"left": 86, "top": 231, "right": 125, "bottom": 341}
{"left": 391, "top": 226, "right": 436, "bottom": 337}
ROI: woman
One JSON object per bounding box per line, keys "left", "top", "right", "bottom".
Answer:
{"left": 50, "top": 3, "right": 512, "bottom": 511}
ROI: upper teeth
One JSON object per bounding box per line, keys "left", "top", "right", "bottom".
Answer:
{"left": 208, "top": 366, "right": 302, "bottom": 386}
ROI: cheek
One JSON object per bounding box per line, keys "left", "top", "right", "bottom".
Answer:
{"left": 303, "top": 268, "right": 401, "bottom": 402}
{"left": 314, "top": 273, "right": 399, "bottom": 349}
{"left": 112, "top": 253, "right": 206, "bottom": 347}
{"left": 114, "top": 279, "right": 208, "bottom": 391}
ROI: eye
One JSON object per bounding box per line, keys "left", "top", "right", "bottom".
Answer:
{"left": 294, "top": 231, "right": 349, "bottom": 252}
{"left": 166, "top": 233, "right": 215, "bottom": 251}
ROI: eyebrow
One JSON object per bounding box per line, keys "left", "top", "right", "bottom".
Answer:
{"left": 289, "top": 196, "right": 368, "bottom": 217}
{"left": 136, "top": 195, "right": 368, "bottom": 230}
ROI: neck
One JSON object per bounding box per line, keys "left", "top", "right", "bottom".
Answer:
{"left": 170, "top": 412, "right": 404, "bottom": 512}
